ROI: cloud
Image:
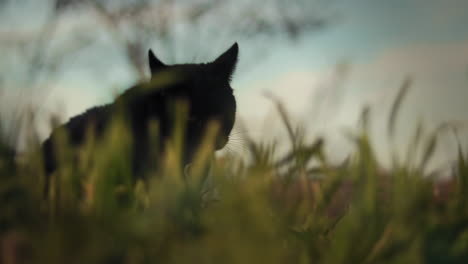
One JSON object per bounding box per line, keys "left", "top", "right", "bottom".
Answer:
{"left": 423, "top": 0, "right": 468, "bottom": 26}
{"left": 348, "top": 39, "right": 468, "bottom": 122}
{"left": 235, "top": 69, "right": 336, "bottom": 140}
{"left": 343, "top": 39, "right": 468, "bottom": 168}
{"left": 30, "top": 79, "right": 106, "bottom": 140}
{"left": 235, "top": 38, "right": 468, "bottom": 167}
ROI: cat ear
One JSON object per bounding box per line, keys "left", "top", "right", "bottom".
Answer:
{"left": 148, "top": 49, "right": 166, "bottom": 74}
{"left": 211, "top": 43, "right": 238, "bottom": 81}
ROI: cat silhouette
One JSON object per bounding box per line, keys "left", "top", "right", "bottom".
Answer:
{"left": 42, "top": 43, "right": 238, "bottom": 181}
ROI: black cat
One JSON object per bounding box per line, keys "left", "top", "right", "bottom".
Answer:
{"left": 42, "top": 43, "right": 238, "bottom": 179}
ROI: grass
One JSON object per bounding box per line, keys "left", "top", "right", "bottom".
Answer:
{"left": 1, "top": 86, "right": 468, "bottom": 263}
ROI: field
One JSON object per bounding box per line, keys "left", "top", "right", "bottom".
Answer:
{"left": 1, "top": 91, "right": 468, "bottom": 264}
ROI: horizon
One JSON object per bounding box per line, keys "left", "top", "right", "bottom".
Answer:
{"left": 1, "top": 0, "right": 467, "bottom": 171}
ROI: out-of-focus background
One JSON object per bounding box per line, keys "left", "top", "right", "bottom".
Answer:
{"left": 1, "top": 0, "right": 467, "bottom": 170}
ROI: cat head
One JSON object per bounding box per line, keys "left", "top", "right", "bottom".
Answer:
{"left": 147, "top": 43, "right": 238, "bottom": 158}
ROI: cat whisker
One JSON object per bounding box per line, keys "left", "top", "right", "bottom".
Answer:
{"left": 229, "top": 130, "right": 248, "bottom": 137}
{"left": 225, "top": 141, "right": 248, "bottom": 154}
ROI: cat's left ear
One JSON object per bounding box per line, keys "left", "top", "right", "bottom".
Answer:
{"left": 211, "top": 43, "right": 238, "bottom": 82}
{"left": 148, "top": 49, "right": 166, "bottom": 74}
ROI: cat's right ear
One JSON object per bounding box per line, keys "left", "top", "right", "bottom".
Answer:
{"left": 212, "top": 43, "right": 239, "bottom": 82}
{"left": 148, "top": 49, "right": 165, "bottom": 74}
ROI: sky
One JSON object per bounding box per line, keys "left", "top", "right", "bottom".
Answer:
{"left": 1, "top": 0, "right": 468, "bottom": 169}
{"left": 235, "top": 0, "right": 468, "bottom": 167}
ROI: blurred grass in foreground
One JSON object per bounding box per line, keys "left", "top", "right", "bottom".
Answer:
{"left": 1, "top": 83, "right": 468, "bottom": 264}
